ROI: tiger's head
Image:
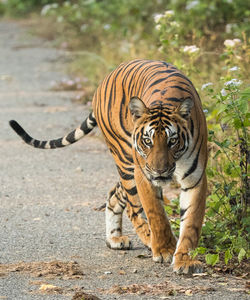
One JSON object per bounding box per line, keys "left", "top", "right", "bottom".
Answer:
{"left": 129, "top": 97, "right": 193, "bottom": 186}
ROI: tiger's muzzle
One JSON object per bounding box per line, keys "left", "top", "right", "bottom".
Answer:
{"left": 145, "top": 163, "right": 176, "bottom": 186}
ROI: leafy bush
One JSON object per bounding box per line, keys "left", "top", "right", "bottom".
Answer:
{"left": 163, "top": 0, "right": 250, "bottom": 45}
{"left": 1, "top": 0, "right": 58, "bottom": 15}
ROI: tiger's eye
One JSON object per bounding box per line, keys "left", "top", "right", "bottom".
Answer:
{"left": 169, "top": 137, "right": 177, "bottom": 146}
{"left": 143, "top": 138, "right": 152, "bottom": 146}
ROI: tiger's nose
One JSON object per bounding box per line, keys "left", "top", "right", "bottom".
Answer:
{"left": 145, "top": 163, "right": 168, "bottom": 175}
{"left": 146, "top": 163, "right": 175, "bottom": 175}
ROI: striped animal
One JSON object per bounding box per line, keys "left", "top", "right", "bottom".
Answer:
{"left": 9, "top": 59, "right": 208, "bottom": 274}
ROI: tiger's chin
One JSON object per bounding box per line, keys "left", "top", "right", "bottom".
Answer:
{"left": 150, "top": 175, "right": 173, "bottom": 187}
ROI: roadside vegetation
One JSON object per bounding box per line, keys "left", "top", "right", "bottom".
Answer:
{"left": 1, "top": 0, "right": 249, "bottom": 269}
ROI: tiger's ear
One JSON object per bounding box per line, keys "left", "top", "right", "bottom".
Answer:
{"left": 176, "top": 98, "right": 193, "bottom": 120}
{"left": 129, "top": 97, "right": 148, "bottom": 121}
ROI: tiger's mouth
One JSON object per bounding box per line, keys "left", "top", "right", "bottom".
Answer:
{"left": 144, "top": 164, "right": 175, "bottom": 186}
{"left": 148, "top": 174, "right": 173, "bottom": 186}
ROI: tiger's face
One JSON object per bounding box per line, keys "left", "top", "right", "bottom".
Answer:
{"left": 129, "top": 97, "right": 193, "bottom": 186}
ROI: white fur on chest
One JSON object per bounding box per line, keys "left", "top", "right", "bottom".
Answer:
{"left": 174, "top": 144, "right": 203, "bottom": 189}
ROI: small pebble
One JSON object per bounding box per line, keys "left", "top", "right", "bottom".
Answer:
{"left": 104, "top": 271, "right": 112, "bottom": 275}
{"left": 75, "top": 166, "right": 83, "bottom": 172}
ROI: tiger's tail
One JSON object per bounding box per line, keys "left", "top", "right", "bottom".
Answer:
{"left": 9, "top": 111, "right": 97, "bottom": 149}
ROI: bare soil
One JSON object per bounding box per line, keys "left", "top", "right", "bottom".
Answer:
{"left": 0, "top": 19, "right": 249, "bottom": 300}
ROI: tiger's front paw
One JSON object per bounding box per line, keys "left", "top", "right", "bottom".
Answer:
{"left": 106, "top": 236, "right": 132, "bottom": 250}
{"left": 173, "top": 253, "right": 203, "bottom": 274}
{"left": 152, "top": 248, "right": 175, "bottom": 263}
{"left": 152, "top": 236, "right": 177, "bottom": 263}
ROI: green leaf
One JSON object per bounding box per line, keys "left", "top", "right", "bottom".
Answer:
{"left": 233, "top": 117, "right": 243, "bottom": 129}
{"left": 205, "top": 253, "right": 219, "bottom": 266}
{"left": 164, "top": 205, "right": 173, "bottom": 215}
{"left": 197, "top": 247, "right": 207, "bottom": 254}
{"left": 238, "top": 248, "right": 246, "bottom": 263}
{"left": 224, "top": 249, "right": 232, "bottom": 265}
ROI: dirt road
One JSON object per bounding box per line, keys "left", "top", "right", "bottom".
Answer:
{"left": 0, "top": 20, "right": 248, "bottom": 299}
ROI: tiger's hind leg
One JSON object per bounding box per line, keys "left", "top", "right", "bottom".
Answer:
{"left": 105, "top": 182, "right": 131, "bottom": 250}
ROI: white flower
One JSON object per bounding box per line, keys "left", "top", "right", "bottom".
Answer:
{"left": 224, "top": 78, "right": 242, "bottom": 87}
{"left": 41, "top": 4, "right": 51, "bottom": 16}
{"left": 67, "top": 80, "right": 74, "bottom": 86}
{"left": 170, "top": 21, "right": 180, "bottom": 28}
{"left": 164, "top": 10, "right": 174, "bottom": 17}
{"left": 154, "top": 14, "right": 164, "bottom": 23}
{"left": 51, "top": 3, "right": 58, "bottom": 9}
{"left": 103, "top": 24, "right": 111, "bottom": 30}
{"left": 158, "top": 46, "right": 164, "bottom": 52}
{"left": 57, "top": 16, "right": 64, "bottom": 23}
{"left": 229, "top": 66, "right": 240, "bottom": 72}
{"left": 220, "top": 88, "right": 227, "bottom": 96}
{"left": 80, "top": 24, "right": 88, "bottom": 32}
{"left": 224, "top": 39, "right": 242, "bottom": 48}
{"left": 155, "top": 24, "right": 161, "bottom": 31}
{"left": 224, "top": 39, "right": 235, "bottom": 47}
{"left": 183, "top": 45, "right": 200, "bottom": 54}
{"left": 233, "top": 38, "right": 242, "bottom": 45}
{"left": 201, "top": 82, "right": 213, "bottom": 90}
{"left": 225, "top": 23, "right": 236, "bottom": 33}
{"left": 63, "top": 1, "right": 70, "bottom": 7}
{"left": 186, "top": 0, "right": 199, "bottom": 10}
{"left": 203, "top": 109, "right": 208, "bottom": 113}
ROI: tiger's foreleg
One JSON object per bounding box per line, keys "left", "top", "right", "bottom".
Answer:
{"left": 134, "top": 166, "right": 177, "bottom": 262}
{"left": 124, "top": 185, "right": 151, "bottom": 249}
{"left": 173, "top": 173, "right": 207, "bottom": 274}
{"left": 105, "top": 182, "right": 131, "bottom": 250}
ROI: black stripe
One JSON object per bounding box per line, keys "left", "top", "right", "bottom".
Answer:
{"left": 147, "top": 77, "right": 168, "bottom": 89}
{"left": 80, "top": 120, "right": 92, "bottom": 134}
{"left": 181, "top": 171, "right": 204, "bottom": 192}
{"left": 120, "top": 88, "right": 132, "bottom": 137}
{"left": 89, "top": 112, "right": 97, "bottom": 125}
{"left": 66, "top": 130, "right": 77, "bottom": 143}
{"left": 170, "top": 85, "right": 192, "bottom": 94}
{"left": 165, "top": 72, "right": 194, "bottom": 86}
{"left": 124, "top": 186, "right": 137, "bottom": 196}
{"left": 190, "top": 118, "right": 194, "bottom": 137}
{"left": 126, "top": 197, "right": 141, "bottom": 208}
{"left": 180, "top": 208, "right": 187, "bottom": 218}
{"left": 117, "top": 166, "right": 134, "bottom": 180}
{"left": 152, "top": 89, "right": 161, "bottom": 95}
{"left": 131, "top": 207, "right": 144, "bottom": 219}
{"left": 107, "top": 207, "right": 122, "bottom": 215}
{"left": 110, "top": 228, "right": 121, "bottom": 234}
{"left": 165, "top": 97, "right": 185, "bottom": 102}
{"left": 182, "top": 137, "right": 203, "bottom": 180}
{"left": 33, "top": 140, "right": 40, "bottom": 148}
{"left": 40, "top": 141, "right": 47, "bottom": 148}
{"left": 50, "top": 138, "right": 63, "bottom": 148}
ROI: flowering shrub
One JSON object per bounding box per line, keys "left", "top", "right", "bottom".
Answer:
{"left": 165, "top": 0, "right": 250, "bottom": 44}
{"left": 192, "top": 40, "right": 249, "bottom": 266}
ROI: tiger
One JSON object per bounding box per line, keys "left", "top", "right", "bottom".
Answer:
{"left": 9, "top": 59, "right": 208, "bottom": 274}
